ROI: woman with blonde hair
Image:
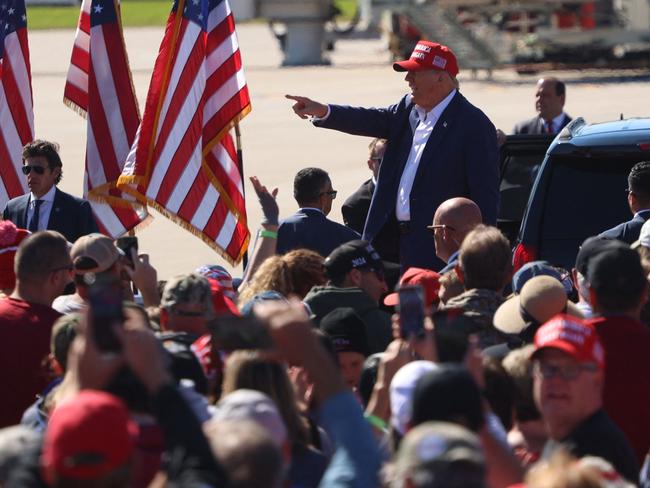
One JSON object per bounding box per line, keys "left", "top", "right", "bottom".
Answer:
{"left": 238, "top": 249, "right": 326, "bottom": 307}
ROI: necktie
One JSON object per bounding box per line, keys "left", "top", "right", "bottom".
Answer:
{"left": 28, "top": 199, "right": 43, "bottom": 232}
{"left": 545, "top": 120, "right": 554, "bottom": 134}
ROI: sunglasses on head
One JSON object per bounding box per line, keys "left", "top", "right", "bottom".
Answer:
{"left": 22, "top": 165, "right": 46, "bottom": 175}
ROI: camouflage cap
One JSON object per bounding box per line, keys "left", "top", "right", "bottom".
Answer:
{"left": 161, "top": 273, "right": 214, "bottom": 317}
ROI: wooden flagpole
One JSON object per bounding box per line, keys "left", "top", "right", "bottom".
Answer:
{"left": 234, "top": 123, "right": 249, "bottom": 271}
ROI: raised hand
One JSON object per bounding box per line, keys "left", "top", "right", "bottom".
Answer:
{"left": 285, "top": 94, "right": 328, "bottom": 120}
{"left": 250, "top": 176, "right": 279, "bottom": 226}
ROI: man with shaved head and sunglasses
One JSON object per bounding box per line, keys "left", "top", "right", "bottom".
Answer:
{"left": 2, "top": 139, "right": 98, "bottom": 243}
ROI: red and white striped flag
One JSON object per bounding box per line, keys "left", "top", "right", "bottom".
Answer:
{"left": 0, "top": 0, "right": 33, "bottom": 209}
{"left": 64, "top": 0, "right": 148, "bottom": 238}
{"left": 118, "top": 0, "right": 251, "bottom": 264}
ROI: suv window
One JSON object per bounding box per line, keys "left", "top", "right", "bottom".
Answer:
{"left": 499, "top": 135, "right": 554, "bottom": 244}
{"left": 541, "top": 155, "right": 634, "bottom": 240}
{"left": 523, "top": 153, "right": 641, "bottom": 269}
{"left": 500, "top": 153, "right": 544, "bottom": 221}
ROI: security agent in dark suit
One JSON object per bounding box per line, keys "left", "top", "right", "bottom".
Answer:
{"left": 2, "top": 140, "right": 99, "bottom": 243}
{"left": 513, "top": 78, "right": 572, "bottom": 135}
{"left": 599, "top": 161, "right": 650, "bottom": 244}
{"left": 341, "top": 138, "right": 400, "bottom": 264}
{"left": 342, "top": 138, "right": 385, "bottom": 235}
{"left": 287, "top": 41, "right": 499, "bottom": 271}
{"left": 277, "top": 167, "right": 360, "bottom": 257}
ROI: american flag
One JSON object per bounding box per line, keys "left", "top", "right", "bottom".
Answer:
{"left": 0, "top": 0, "right": 33, "bottom": 209}
{"left": 118, "top": 0, "right": 250, "bottom": 264}
{"left": 64, "top": 0, "right": 148, "bottom": 238}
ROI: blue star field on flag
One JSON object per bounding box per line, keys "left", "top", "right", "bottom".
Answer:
{"left": 172, "top": 0, "right": 222, "bottom": 31}
{"left": 0, "top": 0, "right": 26, "bottom": 56}
{"left": 90, "top": 0, "right": 118, "bottom": 27}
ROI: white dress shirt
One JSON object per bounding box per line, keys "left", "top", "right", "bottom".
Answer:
{"left": 396, "top": 89, "right": 456, "bottom": 221}
{"left": 26, "top": 185, "right": 56, "bottom": 231}
{"left": 545, "top": 112, "right": 567, "bottom": 134}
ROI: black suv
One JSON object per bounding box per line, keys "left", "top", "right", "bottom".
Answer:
{"left": 499, "top": 117, "right": 650, "bottom": 272}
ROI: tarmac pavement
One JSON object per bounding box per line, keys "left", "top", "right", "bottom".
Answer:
{"left": 28, "top": 23, "right": 650, "bottom": 278}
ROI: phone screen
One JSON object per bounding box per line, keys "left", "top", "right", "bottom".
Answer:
{"left": 398, "top": 285, "right": 424, "bottom": 338}
{"left": 432, "top": 309, "right": 476, "bottom": 363}
{"left": 88, "top": 273, "right": 124, "bottom": 353}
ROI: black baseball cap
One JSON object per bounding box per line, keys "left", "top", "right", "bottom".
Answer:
{"left": 587, "top": 245, "right": 646, "bottom": 297}
{"left": 324, "top": 240, "right": 384, "bottom": 281}
{"left": 411, "top": 364, "right": 484, "bottom": 433}
{"left": 320, "top": 307, "right": 370, "bottom": 357}
{"left": 575, "top": 236, "right": 625, "bottom": 276}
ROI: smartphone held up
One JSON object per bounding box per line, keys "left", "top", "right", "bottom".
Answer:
{"left": 397, "top": 284, "right": 425, "bottom": 339}
{"left": 87, "top": 272, "right": 124, "bottom": 354}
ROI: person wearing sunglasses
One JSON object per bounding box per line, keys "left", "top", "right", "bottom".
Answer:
{"left": 304, "top": 240, "right": 392, "bottom": 355}
{"left": 427, "top": 197, "right": 483, "bottom": 274}
{"left": 531, "top": 315, "right": 638, "bottom": 483}
{"left": 2, "top": 139, "right": 98, "bottom": 243}
{"left": 276, "top": 167, "right": 360, "bottom": 258}
{"left": 159, "top": 273, "right": 216, "bottom": 341}
{"left": 341, "top": 138, "right": 385, "bottom": 237}
{"left": 341, "top": 138, "right": 401, "bottom": 270}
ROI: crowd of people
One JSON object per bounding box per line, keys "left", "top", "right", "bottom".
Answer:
{"left": 0, "top": 39, "right": 649, "bottom": 488}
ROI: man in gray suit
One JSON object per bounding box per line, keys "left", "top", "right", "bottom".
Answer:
{"left": 513, "top": 78, "right": 571, "bottom": 135}
{"left": 2, "top": 140, "right": 98, "bottom": 243}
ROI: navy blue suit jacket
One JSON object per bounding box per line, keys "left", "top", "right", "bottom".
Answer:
{"left": 2, "top": 187, "right": 99, "bottom": 243}
{"left": 315, "top": 92, "right": 499, "bottom": 270}
{"left": 277, "top": 208, "right": 360, "bottom": 257}
{"left": 513, "top": 114, "right": 572, "bottom": 135}
{"left": 599, "top": 210, "right": 650, "bottom": 244}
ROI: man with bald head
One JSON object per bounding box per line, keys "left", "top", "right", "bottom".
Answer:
{"left": 428, "top": 197, "right": 482, "bottom": 272}
{"left": 513, "top": 78, "right": 572, "bottom": 135}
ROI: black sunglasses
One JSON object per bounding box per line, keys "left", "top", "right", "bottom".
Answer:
{"left": 22, "top": 165, "right": 47, "bottom": 175}
{"left": 320, "top": 190, "right": 337, "bottom": 199}
{"left": 360, "top": 266, "right": 385, "bottom": 281}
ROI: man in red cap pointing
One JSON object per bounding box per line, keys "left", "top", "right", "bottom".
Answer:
{"left": 287, "top": 41, "right": 499, "bottom": 271}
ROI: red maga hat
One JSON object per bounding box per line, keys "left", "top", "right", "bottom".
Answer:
{"left": 384, "top": 267, "right": 440, "bottom": 308}
{"left": 42, "top": 391, "right": 138, "bottom": 482}
{"left": 393, "top": 41, "right": 459, "bottom": 76}
{"left": 532, "top": 314, "right": 605, "bottom": 370}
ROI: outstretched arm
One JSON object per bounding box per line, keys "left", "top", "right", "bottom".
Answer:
{"left": 286, "top": 94, "right": 329, "bottom": 119}
{"left": 286, "top": 93, "right": 409, "bottom": 140}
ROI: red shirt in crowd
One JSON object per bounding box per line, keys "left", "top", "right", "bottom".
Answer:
{"left": 0, "top": 297, "right": 61, "bottom": 427}
{"left": 588, "top": 315, "right": 650, "bottom": 463}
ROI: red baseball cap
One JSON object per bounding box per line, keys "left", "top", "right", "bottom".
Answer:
{"left": 384, "top": 267, "right": 440, "bottom": 307}
{"left": 42, "top": 391, "right": 138, "bottom": 482}
{"left": 532, "top": 314, "right": 605, "bottom": 369}
{"left": 393, "top": 40, "right": 459, "bottom": 76}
